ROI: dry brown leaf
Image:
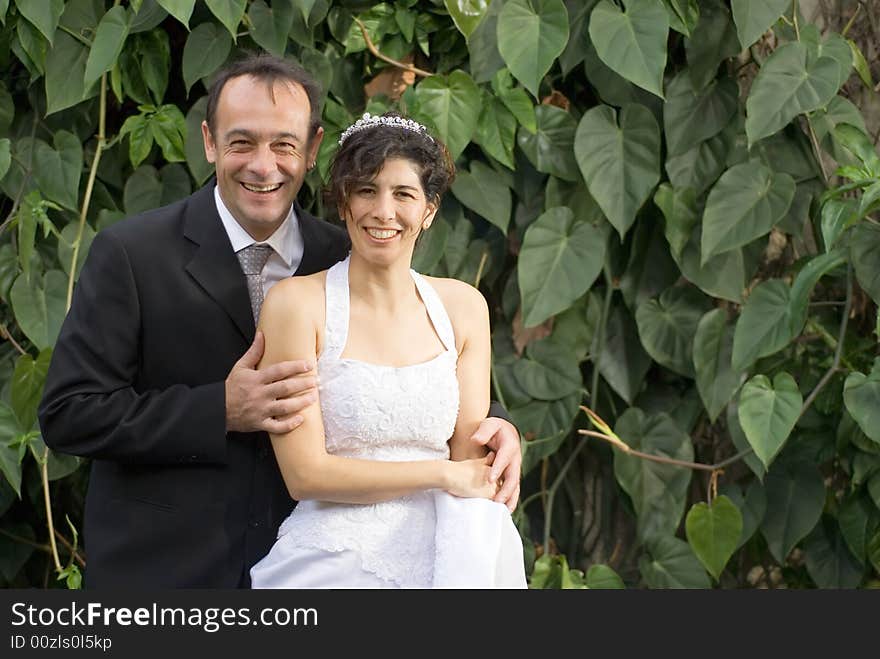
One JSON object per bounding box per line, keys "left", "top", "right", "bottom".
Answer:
{"left": 512, "top": 308, "right": 554, "bottom": 356}
{"left": 364, "top": 56, "right": 417, "bottom": 101}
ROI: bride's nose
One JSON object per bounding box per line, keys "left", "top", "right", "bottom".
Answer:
{"left": 371, "top": 191, "right": 396, "bottom": 222}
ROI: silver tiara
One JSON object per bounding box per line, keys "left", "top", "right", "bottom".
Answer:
{"left": 338, "top": 112, "right": 433, "bottom": 145}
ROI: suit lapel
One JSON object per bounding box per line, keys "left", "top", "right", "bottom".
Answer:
{"left": 183, "top": 183, "right": 254, "bottom": 343}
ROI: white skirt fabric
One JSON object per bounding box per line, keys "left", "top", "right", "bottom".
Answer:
{"left": 250, "top": 491, "right": 527, "bottom": 589}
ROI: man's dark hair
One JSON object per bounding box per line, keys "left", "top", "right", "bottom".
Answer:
{"left": 327, "top": 112, "right": 455, "bottom": 215}
{"left": 205, "top": 53, "right": 323, "bottom": 140}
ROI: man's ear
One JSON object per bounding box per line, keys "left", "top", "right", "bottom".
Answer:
{"left": 307, "top": 126, "right": 324, "bottom": 167}
{"left": 201, "top": 120, "right": 217, "bottom": 164}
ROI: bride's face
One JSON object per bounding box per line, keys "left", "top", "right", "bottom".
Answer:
{"left": 342, "top": 157, "right": 438, "bottom": 265}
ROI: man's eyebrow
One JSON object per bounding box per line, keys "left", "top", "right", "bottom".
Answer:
{"left": 224, "top": 129, "right": 302, "bottom": 142}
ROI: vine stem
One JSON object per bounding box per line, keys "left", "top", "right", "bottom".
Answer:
{"left": 473, "top": 249, "right": 488, "bottom": 288}
{"left": 46, "top": 72, "right": 109, "bottom": 581}
{"left": 354, "top": 18, "right": 433, "bottom": 78}
{"left": 41, "top": 448, "right": 62, "bottom": 572}
{"left": 67, "top": 76, "right": 107, "bottom": 309}
{"left": 807, "top": 117, "right": 830, "bottom": 183}
{"left": 0, "top": 323, "right": 27, "bottom": 355}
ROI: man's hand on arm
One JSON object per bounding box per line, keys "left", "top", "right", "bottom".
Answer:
{"left": 225, "top": 331, "right": 318, "bottom": 434}
{"left": 469, "top": 417, "right": 522, "bottom": 512}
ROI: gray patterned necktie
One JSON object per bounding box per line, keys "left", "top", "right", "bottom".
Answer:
{"left": 236, "top": 243, "right": 274, "bottom": 324}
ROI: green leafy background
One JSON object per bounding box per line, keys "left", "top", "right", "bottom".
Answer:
{"left": 1, "top": 0, "right": 879, "bottom": 589}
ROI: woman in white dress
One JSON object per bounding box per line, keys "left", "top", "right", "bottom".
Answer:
{"left": 250, "top": 112, "right": 526, "bottom": 588}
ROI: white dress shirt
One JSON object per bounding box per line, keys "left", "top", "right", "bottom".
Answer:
{"left": 214, "top": 186, "right": 305, "bottom": 297}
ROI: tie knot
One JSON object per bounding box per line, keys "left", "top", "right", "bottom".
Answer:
{"left": 237, "top": 243, "right": 274, "bottom": 275}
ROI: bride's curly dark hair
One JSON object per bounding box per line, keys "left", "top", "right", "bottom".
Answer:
{"left": 326, "top": 111, "right": 455, "bottom": 216}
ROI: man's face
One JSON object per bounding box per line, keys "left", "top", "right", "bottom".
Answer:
{"left": 202, "top": 75, "right": 323, "bottom": 241}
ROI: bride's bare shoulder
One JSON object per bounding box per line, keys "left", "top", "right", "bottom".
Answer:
{"left": 261, "top": 271, "right": 327, "bottom": 320}
{"left": 422, "top": 275, "right": 489, "bottom": 327}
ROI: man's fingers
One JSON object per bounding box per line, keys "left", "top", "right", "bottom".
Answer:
{"left": 488, "top": 440, "right": 516, "bottom": 482}
{"left": 270, "top": 389, "right": 318, "bottom": 418}
{"left": 262, "top": 414, "right": 305, "bottom": 435}
{"left": 236, "top": 331, "right": 265, "bottom": 369}
{"left": 259, "top": 359, "right": 315, "bottom": 384}
{"left": 469, "top": 417, "right": 501, "bottom": 447}
{"left": 494, "top": 473, "right": 519, "bottom": 510}
{"left": 267, "top": 374, "right": 317, "bottom": 399}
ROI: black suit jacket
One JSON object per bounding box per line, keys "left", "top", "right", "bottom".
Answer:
{"left": 38, "top": 182, "right": 350, "bottom": 588}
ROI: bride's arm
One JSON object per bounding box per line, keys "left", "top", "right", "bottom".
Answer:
{"left": 258, "top": 277, "right": 494, "bottom": 504}
{"left": 444, "top": 281, "right": 492, "bottom": 462}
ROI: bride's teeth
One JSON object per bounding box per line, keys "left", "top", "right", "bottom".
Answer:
{"left": 242, "top": 182, "right": 281, "bottom": 192}
{"left": 367, "top": 228, "right": 398, "bottom": 239}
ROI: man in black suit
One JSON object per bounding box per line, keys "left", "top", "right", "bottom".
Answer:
{"left": 38, "top": 54, "right": 521, "bottom": 588}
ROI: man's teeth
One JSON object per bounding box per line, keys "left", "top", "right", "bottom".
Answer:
{"left": 242, "top": 182, "right": 281, "bottom": 192}
{"left": 366, "top": 228, "right": 399, "bottom": 239}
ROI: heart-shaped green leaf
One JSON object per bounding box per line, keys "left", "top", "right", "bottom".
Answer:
{"left": 517, "top": 105, "right": 579, "bottom": 181}
{"left": 664, "top": 72, "right": 738, "bottom": 157}
{"left": 497, "top": 0, "right": 569, "bottom": 98}
{"left": 843, "top": 358, "right": 880, "bottom": 445}
{"left": 732, "top": 279, "right": 793, "bottom": 371}
{"left": 575, "top": 103, "right": 660, "bottom": 238}
{"left": 598, "top": 304, "right": 652, "bottom": 405}
{"left": 635, "top": 284, "right": 710, "bottom": 378}
{"left": 585, "top": 564, "right": 625, "bottom": 589}
{"left": 413, "top": 71, "right": 482, "bottom": 160}
{"left": 45, "top": 30, "right": 93, "bottom": 115}
{"left": 666, "top": 125, "right": 734, "bottom": 196}
{"left": 10, "top": 349, "right": 52, "bottom": 433}
{"left": 738, "top": 372, "right": 803, "bottom": 470}
{"left": 639, "top": 535, "right": 711, "bottom": 588}
{"left": 803, "top": 520, "right": 865, "bottom": 588}
{"left": 205, "top": 0, "right": 245, "bottom": 39}
{"left": 701, "top": 163, "right": 795, "bottom": 264}
{"left": 614, "top": 408, "right": 694, "bottom": 542}
{"left": 10, "top": 270, "right": 68, "bottom": 351}
{"left": 589, "top": 0, "right": 669, "bottom": 98}
{"left": 685, "top": 495, "right": 743, "bottom": 581}
{"left": 83, "top": 6, "right": 130, "bottom": 89}
{"left": 450, "top": 161, "right": 511, "bottom": 234}
{"left": 157, "top": 0, "right": 196, "bottom": 28}
{"left": 475, "top": 94, "right": 517, "bottom": 169}
{"left": 247, "top": 0, "right": 294, "bottom": 57}
{"left": 445, "top": 0, "right": 490, "bottom": 38}
{"left": 182, "top": 22, "right": 232, "bottom": 94}
{"left": 693, "top": 309, "right": 746, "bottom": 422}
{"left": 14, "top": 0, "right": 64, "bottom": 44}
{"left": 730, "top": 0, "right": 790, "bottom": 49}
{"left": 745, "top": 41, "right": 840, "bottom": 146}
{"left": 513, "top": 339, "right": 583, "bottom": 400}
{"left": 760, "top": 460, "right": 825, "bottom": 563}
{"left": 685, "top": 0, "right": 741, "bottom": 90}
{"left": 518, "top": 207, "right": 606, "bottom": 328}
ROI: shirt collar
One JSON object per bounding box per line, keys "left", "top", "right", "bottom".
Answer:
{"left": 213, "top": 186, "right": 300, "bottom": 267}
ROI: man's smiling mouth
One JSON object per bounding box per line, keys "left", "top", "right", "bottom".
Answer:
{"left": 241, "top": 182, "right": 282, "bottom": 193}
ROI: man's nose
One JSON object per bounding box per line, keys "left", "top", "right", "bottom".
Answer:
{"left": 247, "top": 145, "right": 276, "bottom": 177}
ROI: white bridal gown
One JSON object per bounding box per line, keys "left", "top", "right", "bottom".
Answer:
{"left": 250, "top": 256, "right": 527, "bottom": 588}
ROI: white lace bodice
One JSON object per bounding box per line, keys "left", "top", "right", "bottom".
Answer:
{"left": 276, "top": 255, "right": 460, "bottom": 587}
